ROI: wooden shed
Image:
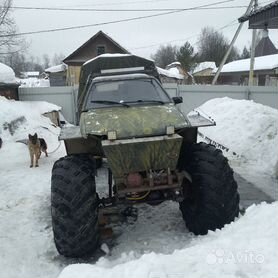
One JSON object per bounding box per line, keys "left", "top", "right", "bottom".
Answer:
{"left": 63, "top": 31, "right": 129, "bottom": 86}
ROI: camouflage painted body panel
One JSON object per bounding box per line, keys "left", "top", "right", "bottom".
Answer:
{"left": 80, "top": 104, "right": 189, "bottom": 139}
{"left": 102, "top": 134, "right": 183, "bottom": 179}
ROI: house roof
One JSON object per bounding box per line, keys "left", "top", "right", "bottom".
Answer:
{"left": 157, "top": 66, "right": 184, "bottom": 80}
{"left": 45, "top": 63, "right": 68, "bottom": 73}
{"left": 213, "top": 54, "right": 278, "bottom": 74}
{"left": 192, "top": 61, "right": 216, "bottom": 74}
{"left": 238, "top": 1, "right": 278, "bottom": 29}
{"left": 255, "top": 35, "right": 278, "bottom": 57}
{"left": 63, "top": 31, "right": 129, "bottom": 64}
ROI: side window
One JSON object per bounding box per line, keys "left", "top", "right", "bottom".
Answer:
{"left": 97, "top": 46, "right": 105, "bottom": 56}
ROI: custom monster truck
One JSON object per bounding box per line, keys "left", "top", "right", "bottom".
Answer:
{"left": 51, "top": 54, "right": 239, "bottom": 257}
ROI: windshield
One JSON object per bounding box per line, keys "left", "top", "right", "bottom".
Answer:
{"left": 84, "top": 78, "right": 171, "bottom": 109}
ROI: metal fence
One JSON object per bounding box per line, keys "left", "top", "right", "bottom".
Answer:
{"left": 19, "top": 84, "right": 278, "bottom": 124}
{"left": 19, "top": 86, "right": 78, "bottom": 124}
{"left": 163, "top": 84, "right": 278, "bottom": 115}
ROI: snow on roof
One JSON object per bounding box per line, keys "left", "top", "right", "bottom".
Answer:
{"left": 214, "top": 54, "right": 278, "bottom": 73}
{"left": 45, "top": 63, "right": 68, "bottom": 73}
{"left": 84, "top": 54, "right": 132, "bottom": 65}
{"left": 157, "top": 66, "right": 184, "bottom": 80}
{"left": 21, "top": 71, "right": 40, "bottom": 77}
{"left": 167, "top": 61, "right": 181, "bottom": 68}
{"left": 0, "top": 62, "right": 17, "bottom": 84}
{"left": 19, "top": 78, "right": 50, "bottom": 88}
{"left": 193, "top": 61, "right": 216, "bottom": 74}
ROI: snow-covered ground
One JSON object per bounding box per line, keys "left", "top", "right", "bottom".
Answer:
{"left": 0, "top": 97, "right": 277, "bottom": 278}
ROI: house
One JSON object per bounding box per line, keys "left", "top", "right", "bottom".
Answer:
{"left": 238, "top": 1, "right": 278, "bottom": 29}
{"left": 63, "top": 30, "right": 129, "bottom": 86}
{"left": 157, "top": 62, "right": 192, "bottom": 84}
{"left": 255, "top": 29, "right": 278, "bottom": 57}
{"left": 192, "top": 61, "right": 216, "bottom": 84}
{"left": 214, "top": 54, "right": 278, "bottom": 86}
{"left": 45, "top": 64, "right": 68, "bottom": 86}
{"left": 0, "top": 62, "right": 19, "bottom": 100}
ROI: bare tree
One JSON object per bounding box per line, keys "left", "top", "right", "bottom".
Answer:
{"left": 42, "top": 54, "right": 50, "bottom": 69}
{"left": 151, "top": 44, "right": 177, "bottom": 68}
{"left": 52, "top": 53, "right": 66, "bottom": 66}
{"left": 197, "top": 27, "right": 239, "bottom": 66}
{"left": 0, "top": 0, "right": 26, "bottom": 58}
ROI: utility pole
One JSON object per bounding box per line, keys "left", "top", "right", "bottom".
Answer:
{"left": 248, "top": 0, "right": 258, "bottom": 86}
{"left": 212, "top": 0, "right": 255, "bottom": 85}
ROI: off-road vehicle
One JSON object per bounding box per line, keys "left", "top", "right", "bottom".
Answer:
{"left": 51, "top": 54, "right": 239, "bottom": 257}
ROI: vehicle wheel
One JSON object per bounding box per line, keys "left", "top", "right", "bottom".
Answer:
{"left": 51, "top": 155, "right": 99, "bottom": 257}
{"left": 178, "top": 142, "right": 239, "bottom": 235}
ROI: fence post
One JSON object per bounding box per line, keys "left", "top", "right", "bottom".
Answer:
{"left": 245, "top": 87, "right": 251, "bottom": 100}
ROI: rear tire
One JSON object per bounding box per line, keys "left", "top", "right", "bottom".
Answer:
{"left": 51, "top": 155, "right": 99, "bottom": 257}
{"left": 178, "top": 142, "right": 239, "bottom": 235}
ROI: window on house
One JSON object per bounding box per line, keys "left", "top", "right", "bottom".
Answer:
{"left": 97, "top": 46, "right": 105, "bottom": 56}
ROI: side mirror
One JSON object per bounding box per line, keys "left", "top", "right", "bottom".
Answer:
{"left": 172, "top": 96, "right": 183, "bottom": 104}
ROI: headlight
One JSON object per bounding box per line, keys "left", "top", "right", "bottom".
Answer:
{"left": 166, "top": 126, "right": 175, "bottom": 135}
{"left": 107, "top": 130, "right": 117, "bottom": 140}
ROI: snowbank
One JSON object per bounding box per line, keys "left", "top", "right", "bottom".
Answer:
{"left": 0, "top": 96, "right": 61, "bottom": 141}
{"left": 0, "top": 62, "right": 17, "bottom": 84}
{"left": 197, "top": 97, "right": 278, "bottom": 176}
{"left": 58, "top": 202, "right": 278, "bottom": 278}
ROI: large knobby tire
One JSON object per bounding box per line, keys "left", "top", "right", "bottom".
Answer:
{"left": 51, "top": 155, "right": 99, "bottom": 258}
{"left": 178, "top": 142, "right": 239, "bottom": 235}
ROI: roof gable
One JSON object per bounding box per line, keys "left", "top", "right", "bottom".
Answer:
{"left": 255, "top": 36, "right": 278, "bottom": 57}
{"left": 63, "top": 31, "right": 129, "bottom": 65}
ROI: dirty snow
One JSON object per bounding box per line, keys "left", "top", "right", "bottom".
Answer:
{"left": 0, "top": 97, "right": 277, "bottom": 278}
{"left": 0, "top": 62, "right": 17, "bottom": 84}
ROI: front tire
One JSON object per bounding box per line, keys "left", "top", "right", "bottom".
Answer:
{"left": 178, "top": 142, "right": 239, "bottom": 235}
{"left": 51, "top": 155, "right": 99, "bottom": 257}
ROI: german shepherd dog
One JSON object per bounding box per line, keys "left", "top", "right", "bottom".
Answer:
{"left": 28, "top": 133, "right": 48, "bottom": 167}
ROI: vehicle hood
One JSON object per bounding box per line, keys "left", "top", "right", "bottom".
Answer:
{"left": 80, "top": 104, "right": 189, "bottom": 139}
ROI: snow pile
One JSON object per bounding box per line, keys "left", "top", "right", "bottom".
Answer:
{"left": 0, "top": 62, "right": 17, "bottom": 84}
{"left": 214, "top": 53, "right": 278, "bottom": 73}
{"left": 0, "top": 96, "right": 60, "bottom": 141}
{"left": 58, "top": 202, "right": 278, "bottom": 278}
{"left": 197, "top": 97, "right": 278, "bottom": 176}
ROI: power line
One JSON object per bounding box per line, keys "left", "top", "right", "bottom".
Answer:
{"left": 0, "top": 0, "right": 237, "bottom": 37}
{"left": 130, "top": 20, "right": 238, "bottom": 50}
{"left": 11, "top": 5, "right": 248, "bottom": 12}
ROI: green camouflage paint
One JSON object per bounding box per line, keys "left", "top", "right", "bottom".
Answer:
{"left": 80, "top": 104, "right": 189, "bottom": 139}
{"left": 102, "top": 134, "right": 183, "bottom": 179}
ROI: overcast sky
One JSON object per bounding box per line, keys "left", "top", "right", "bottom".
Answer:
{"left": 12, "top": 0, "right": 277, "bottom": 63}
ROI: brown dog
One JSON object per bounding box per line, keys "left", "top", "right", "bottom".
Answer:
{"left": 28, "top": 133, "right": 48, "bottom": 167}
